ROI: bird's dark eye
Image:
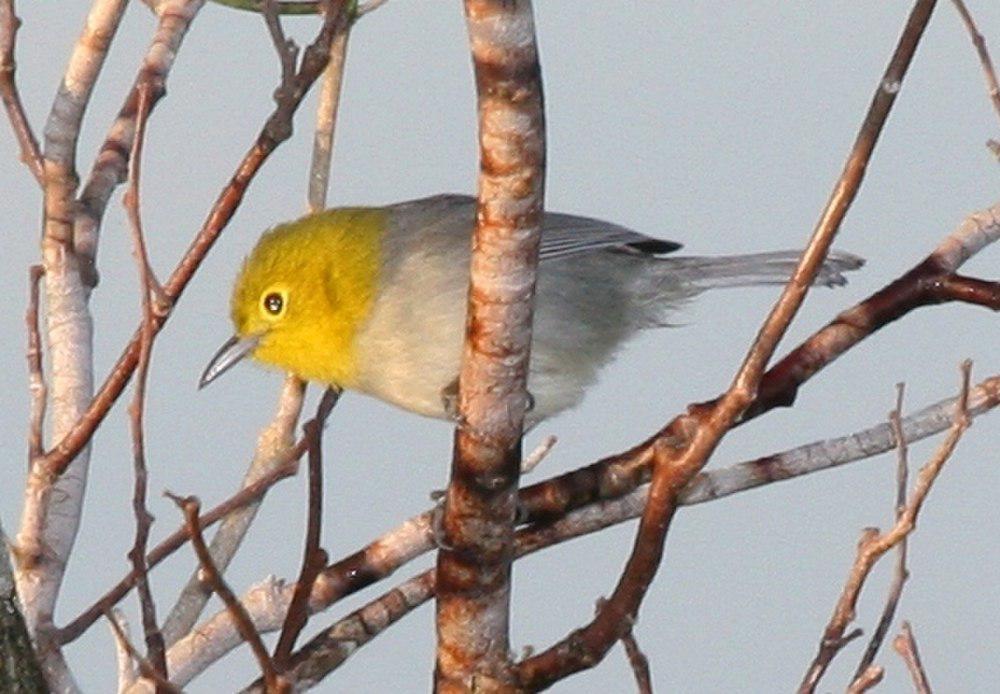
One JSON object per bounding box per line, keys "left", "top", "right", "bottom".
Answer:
{"left": 263, "top": 292, "right": 284, "bottom": 316}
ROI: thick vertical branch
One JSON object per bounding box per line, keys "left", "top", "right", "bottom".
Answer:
{"left": 435, "top": 0, "right": 545, "bottom": 690}
{"left": 15, "top": 3, "right": 129, "bottom": 690}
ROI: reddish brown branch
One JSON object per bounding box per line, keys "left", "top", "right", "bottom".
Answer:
{"left": 37, "top": 0, "right": 352, "bottom": 479}
{"left": 0, "top": 0, "right": 43, "bottom": 183}
{"left": 435, "top": 0, "right": 546, "bottom": 689}
{"left": 519, "top": 203, "right": 999, "bottom": 528}
{"left": 618, "top": 616, "right": 653, "bottom": 694}
{"left": 273, "top": 389, "right": 338, "bottom": 670}
{"left": 58, "top": 387, "right": 338, "bottom": 645}
{"left": 798, "top": 362, "right": 970, "bottom": 694}
{"left": 59, "top": 439, "right": 306, "bottom": 643}
{"left": 950, "top": 0, "right": 1000, "bottom": 126}
{"left": 171, "top": 494, "right": 285, "bottom": 692}
{"left": 893, "top": 621, "right": 932, "bottom": 693}
{"left": 123, "top": 77, "right": 168, "bottom": 683}
{"left": 25, "top": 264, "right": 45, "bottom": 463}
{"left": 517, "top": 3, "right": 937, "bottom": 689}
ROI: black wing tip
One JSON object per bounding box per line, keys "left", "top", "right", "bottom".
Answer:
{"left": 627, "top": 239, "right": 683, "bottom": 255}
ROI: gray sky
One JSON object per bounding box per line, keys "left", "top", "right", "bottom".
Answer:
{"left": 2, "top": 2, "right": 999, "bottom": 692}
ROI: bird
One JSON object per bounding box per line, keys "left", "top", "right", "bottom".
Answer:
{"left": 199, "top": 194, "right": 863, "bottom": 427}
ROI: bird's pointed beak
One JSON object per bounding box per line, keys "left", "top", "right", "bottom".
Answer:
{"left": 199, "top": 334, "right": 261, "bottom": 389}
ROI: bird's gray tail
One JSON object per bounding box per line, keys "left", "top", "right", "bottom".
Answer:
{"left": 629, "top": 249, "right": 864, "bottom": 328}
{"left": 653, "top": 250, "right": 865, "bottom": 290}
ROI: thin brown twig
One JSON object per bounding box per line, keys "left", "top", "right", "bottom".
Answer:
{"left": 0, "top": 0, "right": 43, "bottom": 183}
{"left": 517, "top": 2, "right": 938, "bottom": 689}
{"left": 25, "top": 264, "right": 45, "bottom": 464}
{"left": 852, "top": 384, "right": 911, "bottom": 681}
{"left": 105, "top": 609, "right": 181, "bottom": 694}
{"left": 893, "top": 621, "right": 932, "bottom": 693}
{"left": 619, "top": 623, "right": 653, "bottom": 694}
{"left": 36, "top": 0, "right": 352, "bottom": 479}
{"left": 950, "top": 0, "right": 1000, "bottom": 126}
{"left": 273, "top": 390, "right": 338, "bottom": 670}
{"left": 847, "top": 665, "right": 885, "bottom": 694}
{"left": 123, "top": 77, "right": 168, "bottom": 683}
{"left": 797, "top": 361, "right": 971, "bottom": 694}
{"left": 170, "top": 494, "right": 285, "bottom": 692}
{"left": 57, "top": 409, "right": 329, "bottom": 644}
{"left": 262, "top": 0, "right": 299, "bottom": 88}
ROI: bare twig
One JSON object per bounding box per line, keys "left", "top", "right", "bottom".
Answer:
{"left": 123, "top": 77, "right": 169, "bottom": 684}
{"left": 105, "top": 610, "right": 180, "bottom": 694}
{"left": 619, "top": 622, "right": 653, "bottom": 694}
{"left": 847, "top": 665, "right": 884, "bottom": 694}
{"left": 950, "top": 0, "right": 1000, "bottom": 126}
{"left": 108, "top": 608, "right": 137, "bottom": 691}
{"left": 852, "top": 385, "right": 911, "bottom": 680}
{"left": 521, "top": 435, "right": 557, "bottom": 474}
{"left": 37, "top": 0, "right": 351, "bottom": 479}
{"left": 893, "top": 621, "right": 932, "bottom": 693}
{"left": 307, "top": 23, "right": 349, "bottom": 211}
{"left": 160, "top": 375, "right": 306, "bottom": 646}
{"left": 436, "top": 0, "right": 546, "bottom": 688}
{"left": 162, "top": 0, "right": 351, "bottom": 646}
{"left": 0, "top": 0, "right": 43, "bottom": 183}
{"left": 273, "top": 391, "right": 337, "bottom": 670}
{"left": 25, "top": 264, "right": 45, "bottom": 463}
{"left": 59, "top": 392, "right": 342, "bottom": 645}
{"left": 517, "top": 2, "right": 938, "bottom": 689}
{"left": 170, "top": 494, "right": 284, "bottom": 692}
{"left": 797, "top": 362, "right": 971, "bottom": 694}
{"left": 75, "top": 0, "right": 207, "bottom": 285}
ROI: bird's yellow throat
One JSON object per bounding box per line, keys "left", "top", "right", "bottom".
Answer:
{"left": 230, "top": 207, "right": 385, "bottom": 387}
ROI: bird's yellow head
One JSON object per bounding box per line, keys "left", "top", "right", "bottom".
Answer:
{"left": 200, "top": 208, "right": 385, "bottom": 389}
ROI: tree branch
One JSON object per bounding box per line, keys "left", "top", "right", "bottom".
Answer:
{"left": 517, "top": 197, "right": 999, "bottom": 528}
{"left": 950, "top": 0, "right": 1000, "bottom": 130}
{"left": 272, "top": 391, "right": 337, "bottom": 671}
{"left": 122, "top": 77, "right": 168, "bottom": 684}
{"left": 59, "top": 391, "right": 339, "bottom": 644}
{"left": 797, "top": 362, "right": 970, "bottom": 693}
{"left": 517, "top": 2, "right": 938, "bottom": 688}
{"left": 851, "top": 385, "right": 910, "bottom": 682}
{"left": 0, "top": 0, "right": 43, "bottom": 183}
{"left": 73, "top": 0, "right": 207, "bottom": 288}
{"left": 15, "top": 2, "right": 131, "bottom": 689}
{"left": 35, "top": 0, "right": 350, "bottom": 482}
{"left": 893, "top": 621, "right": 932, "bottom": 693}
{"left": 170, "top": 495, "right": 284, "bottom": 692}
{"left": 435, "top": 0, "right": 546, "bottom": 689}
